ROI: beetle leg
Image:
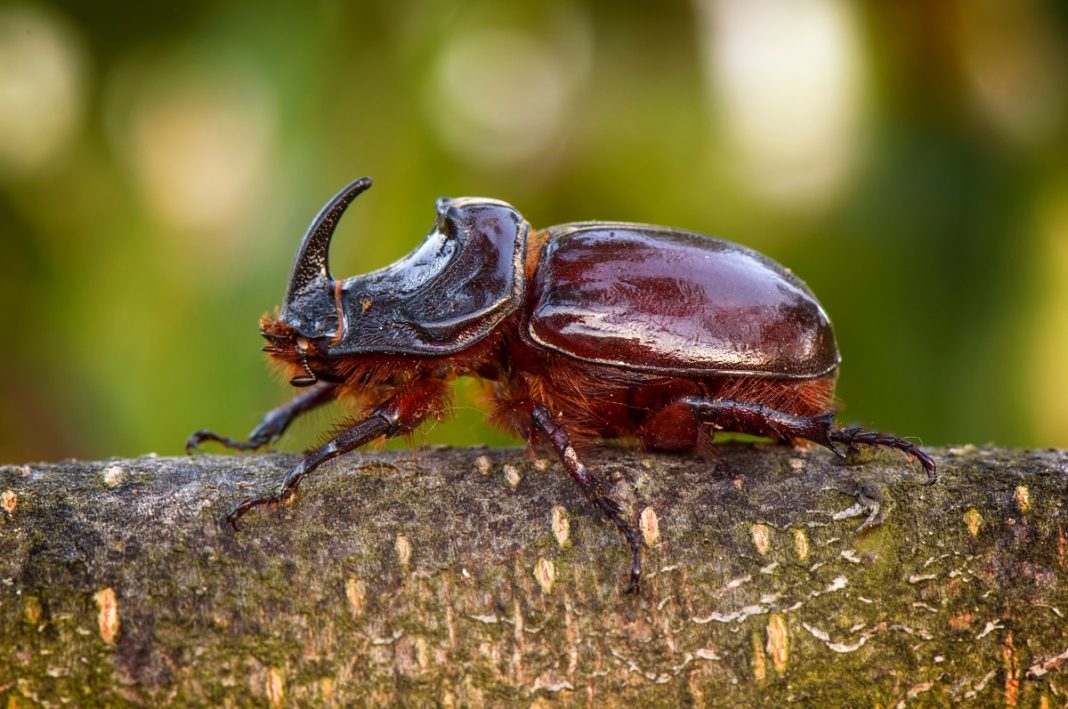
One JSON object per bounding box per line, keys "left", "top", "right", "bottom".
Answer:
{"left": 530, "top": 403, "right": 643, "bottom": 594}
{"left": 226, "top": 411, "right": 394, "bottom": 530}
{"left": 187, "top": 382, "right": 337, "bottom": 453}
{"left": 227, "top": 378, "right": 448, "bottom": 530}
{"left": 681, "top": 396, "right": 937, "bottom": 485}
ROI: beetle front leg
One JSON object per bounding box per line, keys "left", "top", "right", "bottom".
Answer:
{"left": 680, "top": 396, "right": 936, "bottom": 484}
{"left": 187, "top": 382, "right": 337, "bottom": 453}
{"left": 530, "top": 404, "right": 643, "bottom": 594}
{"left": 227, "top": 379, "right": 448, "bottom": 529}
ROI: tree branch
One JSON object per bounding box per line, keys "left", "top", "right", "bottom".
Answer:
{"left": 2, "top": 444, "right": 1067, "bottom": 705}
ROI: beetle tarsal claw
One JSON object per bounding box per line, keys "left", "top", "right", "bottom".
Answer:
{"left": 226, "top": 491, "right": 296, "bottom": 531}
{"left": 824, "top": 439, "right": 850, "bottom": 460}
{"left": 827, "top": 426, "right": 937, "bottom": 484}
{"left": 185, "top": 432, "right": 205, "bottom": 455}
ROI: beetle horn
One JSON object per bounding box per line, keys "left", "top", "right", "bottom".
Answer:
{"left": 286, "top": 176, "right": 373, "bottom": 296}
{"left": 280, "top": 176, "right": 372, "bottom": 338}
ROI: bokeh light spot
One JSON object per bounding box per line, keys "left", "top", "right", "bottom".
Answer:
{"left": 426, "top": 12, "right": 591, "bottom": 169}
{"left": 107, "top": 50, "right": 275, "bottom": 236}
{"left": 958, "top": 0, "right": 1066, "bottom": 146}
{"left": 1026, "top": 183, "right": 1068, "bottom": 446}
{"left": 697, "top": 0, "right": 864, "bottom": 209}
{"left": 0, "top": 4, "right": 86, "bottom": 177}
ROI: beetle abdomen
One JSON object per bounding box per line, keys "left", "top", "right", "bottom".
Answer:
{"left": 527, "top": 224, "right": 840, "bottom": 378}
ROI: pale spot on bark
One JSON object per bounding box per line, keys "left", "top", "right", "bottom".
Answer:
{"left": 24, "top": 596, "right": 41, "bottom": 625}
{"left": 751, "top": 631, "right": 767, "bottom": 682}
{"left": 266, "top": 667, "right": 285, "bottom": 708}
{"left": 752, "top": 523, "right": 771, "bottom": 556}
{"left": 345, "top": 576, "right": 367, "bottom": 618}
{"left": 640, "top": 507, "right": 660, "bottom": 547}
{"left": 93, "top": 587, "right": 120, "bottom": 645}
{"left": 1014, "top": 486, "right": 1031, "bottom": 515}
{"left": 551, "top": 505, "right": 570, "bottom": 547}
{"left": 765, "top": 613, "right": 788, "bottom": 674}
{"left": 319, "top": 677, "right": 336, "bottom": 703}
{"left": 504, "top": 464, "right": 522, "bottom": 489}
{"left": 395, "top": 533, "right": 412, "bottom": 568}
{"left": 535, "top": 558, "right": 556, "bottom": 594}
{"left": 101, "top": 465, "right": 125, "bottom": 488}
{"left": 792, "top": 529, "right": 809, "bottom": 560}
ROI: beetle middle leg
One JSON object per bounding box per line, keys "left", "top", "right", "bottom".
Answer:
{"left": 187, "top": 382, "right": 337, "bottom": 453}
{"left": 530, "top": 403, "right": 643, "bottom": 594}
{"left": 678, "top": 396, "right": 936, "bottom": 483}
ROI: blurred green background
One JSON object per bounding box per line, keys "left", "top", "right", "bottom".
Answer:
{"left": 1, "top": 0, "right": 1067, "bottom": 463}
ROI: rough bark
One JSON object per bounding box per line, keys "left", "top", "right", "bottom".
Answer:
{"left": 1, "top": 444, "right": 1067, "bottom": 707}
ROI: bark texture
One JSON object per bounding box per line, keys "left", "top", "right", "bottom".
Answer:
{"left": 1, "top": 444, "right": 1067, "bottom": 707}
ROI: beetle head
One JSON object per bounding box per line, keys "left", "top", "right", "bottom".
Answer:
{"left": 266, "top": 177, "right": 527, "bottom": 371}
{"left": 259, "top": 315, "right": 344, "bottom": 388}
{"left": 278, "top": 176, "right": 373, "bottom": 344}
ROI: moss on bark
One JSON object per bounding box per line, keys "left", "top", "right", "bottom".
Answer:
{"left": 1, "top": 444, "right": 1067, "bottom": 706}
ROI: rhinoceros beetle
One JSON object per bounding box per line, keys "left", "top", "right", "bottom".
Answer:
{"left": 189, "top": 176, "right": 934, "bottom": 592}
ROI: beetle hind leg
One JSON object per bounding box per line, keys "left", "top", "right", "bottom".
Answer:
{"left": 530, "top": 403, "right": 643, "bottom": 594}
{"left": 681, "top": 396, "right": 936, "bottom": 484}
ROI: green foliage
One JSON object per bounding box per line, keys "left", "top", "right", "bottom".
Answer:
{"left": 1, "top": 1, "right": 1066, "bottom": 461}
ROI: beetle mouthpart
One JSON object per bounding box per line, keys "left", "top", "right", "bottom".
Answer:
{"left": 289, "top": 354, "right": 319, "bottom": 388}
{"left": 280, "top": 176, "right": 373, "bottom": 340}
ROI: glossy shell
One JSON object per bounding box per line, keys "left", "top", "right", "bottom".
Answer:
{"left": 527, "top": 223, "right": 840, "bottom": 378}
{"left": 327, "top": 198, "right": 530, "bottom": 356}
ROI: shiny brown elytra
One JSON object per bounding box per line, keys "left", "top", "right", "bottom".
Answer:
{"left": 189, "top": 176, "right": 934, "bottom": 592}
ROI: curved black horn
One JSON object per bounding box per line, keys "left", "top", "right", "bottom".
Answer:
{"left": 285, "top": 176, "right": 373, "bottom": 299}
{"left": 279, "top": 177, "right": 372, "bottom": 338}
